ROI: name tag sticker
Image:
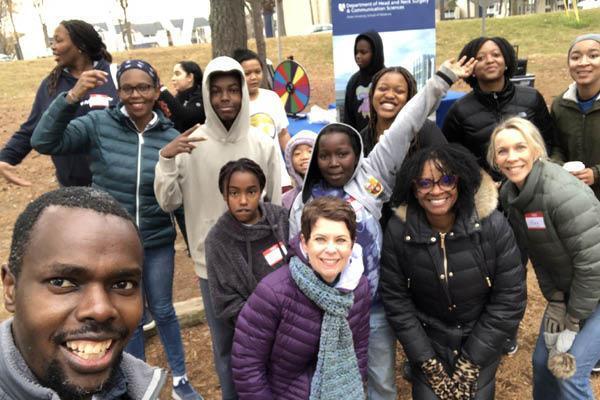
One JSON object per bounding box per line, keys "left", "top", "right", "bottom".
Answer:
{"left": 525, "top": 212, "right": 546, "bottom": 230}
{"left": 263, "top": 241, "right": 288, "bottom": 267}
{"left": 88, "top": 94, "right": 111, "bottom": 109}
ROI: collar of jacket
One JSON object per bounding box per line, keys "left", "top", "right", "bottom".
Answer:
{"left": 473, "top": 79, "right": 515, "bottom": 109}
{"left": 560, "top": 82, "right": 600, "bottom": 111}
{"left": 107, "top": 104, "right": 174, "bottom": 132}
{"left": 394, "top": 170, "right": 498, "bottom": 243}
{"left": 503, "top": 158, "right": 544, "bottom": 210}
{"left": 220, "top": 202, "right": 284, "bottom": 242}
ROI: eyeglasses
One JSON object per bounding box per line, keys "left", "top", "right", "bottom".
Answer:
{"left": 413, "top": 175, "right": 458, "bottom": 193}
{"left": 119, "top": 84, "right": 155, "bottom": 96}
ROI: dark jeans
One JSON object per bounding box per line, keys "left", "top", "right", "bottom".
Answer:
{"left": 199, "top": 278, "right": 238, "bottom": 400}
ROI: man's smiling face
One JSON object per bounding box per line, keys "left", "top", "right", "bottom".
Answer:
{"left": 2, "top": 206, "right": 143, "bottom": 399}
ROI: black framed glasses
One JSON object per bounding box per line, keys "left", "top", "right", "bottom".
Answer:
{"left": 414, "top": 175, "right": 458, "bottom": 193}
{"left": 119, "top": 84, "right": 155, "bottom": 96}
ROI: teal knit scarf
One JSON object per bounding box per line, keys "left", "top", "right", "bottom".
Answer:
{"left": 289, "top": 256, "right": 365, "bottom": 400}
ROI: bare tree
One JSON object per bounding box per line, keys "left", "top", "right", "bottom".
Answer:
{"left": 117, "top": 0, "right": 133, "bottom": 49}
{"left": 247, "top": 0, "right": 266, "bottom": 63}
{"left": 210, "top": 0, "right": 247, "bottom": 58}
{"left": 5, "top": 0, "right": 22, "bottom": 59}
{"left": 275, "top": 0, "right": 285, "bottom": 37}
{"left": 32, "top": 0, "right": 50, "bottom": 47}
{"left": 0, "top": 0, "right": 10, "bottom": 54}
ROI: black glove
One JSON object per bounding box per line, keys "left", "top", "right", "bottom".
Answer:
{"left": 451, "top": 355, "right": 480, "bottom": 400}
{"left": 421, "top": 358, "right": 455, "bottom": 400}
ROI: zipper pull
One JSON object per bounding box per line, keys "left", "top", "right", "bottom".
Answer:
{"left": 407, "top": 278, "right": 411, "bottom": 289}
{"left": 486, "top": 276, "right": 492, "bottom": 288}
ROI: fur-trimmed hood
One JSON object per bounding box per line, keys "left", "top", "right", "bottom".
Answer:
{"left": 394, "top": 170, "right": 498, "bottom": 224}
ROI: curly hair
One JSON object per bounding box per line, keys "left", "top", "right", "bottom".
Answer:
{"left": 392, "top": 143, "right": 482, "bottom": 216}
{"left": 459, "top": 36, "right": 517, "bottom": 89}
{"left": 8, "top": 187, "right": 139, "bottom": 279}
{"left": 47, "top": 20, "right": 112, "bottom": 96}
{"left": 218, "top": 158, "right": 266, "bottom": 196}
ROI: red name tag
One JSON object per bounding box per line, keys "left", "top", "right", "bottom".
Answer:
{"left": 263, "top": 241, "right": 288, "bottom": 267}
{"left": 525, "top": 212, "right": 546, "bottom": 230}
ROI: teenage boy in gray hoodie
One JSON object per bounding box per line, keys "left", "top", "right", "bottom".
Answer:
{"left": 0, "top": 187, "right": 165, "bottom": 400}
{"left": 155, "top": 56, "right": 281, "bottom": 400}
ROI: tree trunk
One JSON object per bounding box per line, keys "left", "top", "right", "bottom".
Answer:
{"left": 7, "top": 0, "right": 22, "bottom": 59}
{"left": 210, "top": 0, "right": 247, "bottom": 58}
{"left": 249, "top": 0, "right": 266, "bottom": 63}
{"left": 119, "top": 0, "right": 133, "bottom": 49}
{"left": 276, "top": 0, "right": 286, "bottom": 37}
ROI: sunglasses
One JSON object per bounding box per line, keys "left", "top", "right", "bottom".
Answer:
{"left": 413, "top": 175, "right": 458, "bottom": 193}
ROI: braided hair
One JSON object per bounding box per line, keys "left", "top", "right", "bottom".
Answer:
{"left": 218, "top": 158, "right": 266, "bottom": 196}
{"left": 47, "top": 20, "right": 112, "bottom": 96}
{"left": 366, "top": 66, "right": 419, "bottom": 156}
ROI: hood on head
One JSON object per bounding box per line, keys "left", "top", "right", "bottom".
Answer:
{"left": 201, "top": 56, "right": 249, "bottom": 142}
{"left": 301, "top": 122, "right": 365, "bottom": 203}
{"left": 355, "top": 30, "right": 385, "bottom": 76}
{"left": 284, "top": 130, "right": 317, "bottom": 187}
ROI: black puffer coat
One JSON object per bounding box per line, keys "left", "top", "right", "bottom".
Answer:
{"left": 380, "top": 171, "right": 526, "bottom": 369}
{"left": 442, "top": 81, "right": 555, "bottom": 179}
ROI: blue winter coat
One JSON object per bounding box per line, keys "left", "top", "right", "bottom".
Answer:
{"left": 31, "top": 93, "right": 179, "bottom": 248}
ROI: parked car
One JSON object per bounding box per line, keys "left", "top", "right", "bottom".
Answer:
{"left": 309, "top": 24, "right": 332, "bottom": 34}
{"left": 579, "top": 0, "right": 600, "bottom": 9}
{"left": 0, "top": 53, "right": 13, "bottom": 62}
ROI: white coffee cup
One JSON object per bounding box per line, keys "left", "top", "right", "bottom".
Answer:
{"left": 563, "top": 161, "right": 585, "bottom": 173}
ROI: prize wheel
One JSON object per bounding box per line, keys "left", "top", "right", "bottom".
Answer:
{"left": 273, "top": 59, "right": 310, "bottom": 115}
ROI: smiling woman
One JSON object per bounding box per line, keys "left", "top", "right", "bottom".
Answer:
{"left": 29, "top": 59, "right": 203, "bottom": 399}
{"left": 488, "top": 116, "right": 600, "bottom": 399}
{"left": 231, "top": 196, "right": 370, "bottom": 399}
{"left": 380, "top": 143, "right": 526, "bottom": 400}
{"left": 0, "top": 19, "right": 117, "bottom": 188}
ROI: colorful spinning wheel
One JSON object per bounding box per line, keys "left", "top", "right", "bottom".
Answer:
{"left": 273, "top": 59, "right": 310, "bottom": 115}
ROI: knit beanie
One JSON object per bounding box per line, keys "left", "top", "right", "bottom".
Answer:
{"left": 568, "top": 33, "right": 600, "bottom": 57}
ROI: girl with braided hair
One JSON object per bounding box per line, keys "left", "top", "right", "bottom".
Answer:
{"left": 0, "top": 19, "right": 117, "bottom": 187}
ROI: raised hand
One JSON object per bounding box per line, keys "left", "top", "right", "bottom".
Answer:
{"left": 0, "top": 161, "right": 32, "bottom": 186}
{"left": 160, "top": 124, "right": 207, "bottom": 159}
{"left": 441, "top": 56, "right": 477, "bottom": 80}
{"left": 67, "top": 70, "right": 109, "bottom": 104}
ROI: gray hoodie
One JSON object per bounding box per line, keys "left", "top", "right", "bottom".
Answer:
{"left": 0, "top": 319, "right": 166, "bottom": 400}
{"left": 154, "top": 56, "right": 282, "bottom": 278}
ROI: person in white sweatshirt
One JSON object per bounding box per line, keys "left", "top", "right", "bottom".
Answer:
{"left": 154, "top": 56, "right": 281, "bottom": 400}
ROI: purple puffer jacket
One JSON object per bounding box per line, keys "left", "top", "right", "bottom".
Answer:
{"left": 231, "top": 264, "right": 370, "bottom": 400}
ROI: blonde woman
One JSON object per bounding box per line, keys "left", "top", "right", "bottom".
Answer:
{"left": 488, "top": 117, "right": 600, "bottom": 400}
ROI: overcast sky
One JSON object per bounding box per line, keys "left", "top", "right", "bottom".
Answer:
{"left": 16, "top": 0, "right": 210, "bottom": 29}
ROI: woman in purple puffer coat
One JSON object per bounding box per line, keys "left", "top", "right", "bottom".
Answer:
{"left": 231, "top": 196, "right": 371, "bottom": 400}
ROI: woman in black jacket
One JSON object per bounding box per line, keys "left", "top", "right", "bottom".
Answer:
{"left": 380, "top": 144, "right": 526, "bottom": 399}
{"left": 442, "top": 36, "right": 555, "bottom": 181}
{"left": 158, "top": 60, "right": 206, "bottom": 132}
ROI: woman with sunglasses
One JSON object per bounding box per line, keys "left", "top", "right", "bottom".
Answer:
{"left": 380, "top": 143, "right": 526, "bottom": 399}
{"left": 31, "top": 59, "right": 203, "bottom": 400}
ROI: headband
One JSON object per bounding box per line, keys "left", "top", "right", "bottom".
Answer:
{"left": 116, "top": 59, "right": 159, "bottom": 85}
